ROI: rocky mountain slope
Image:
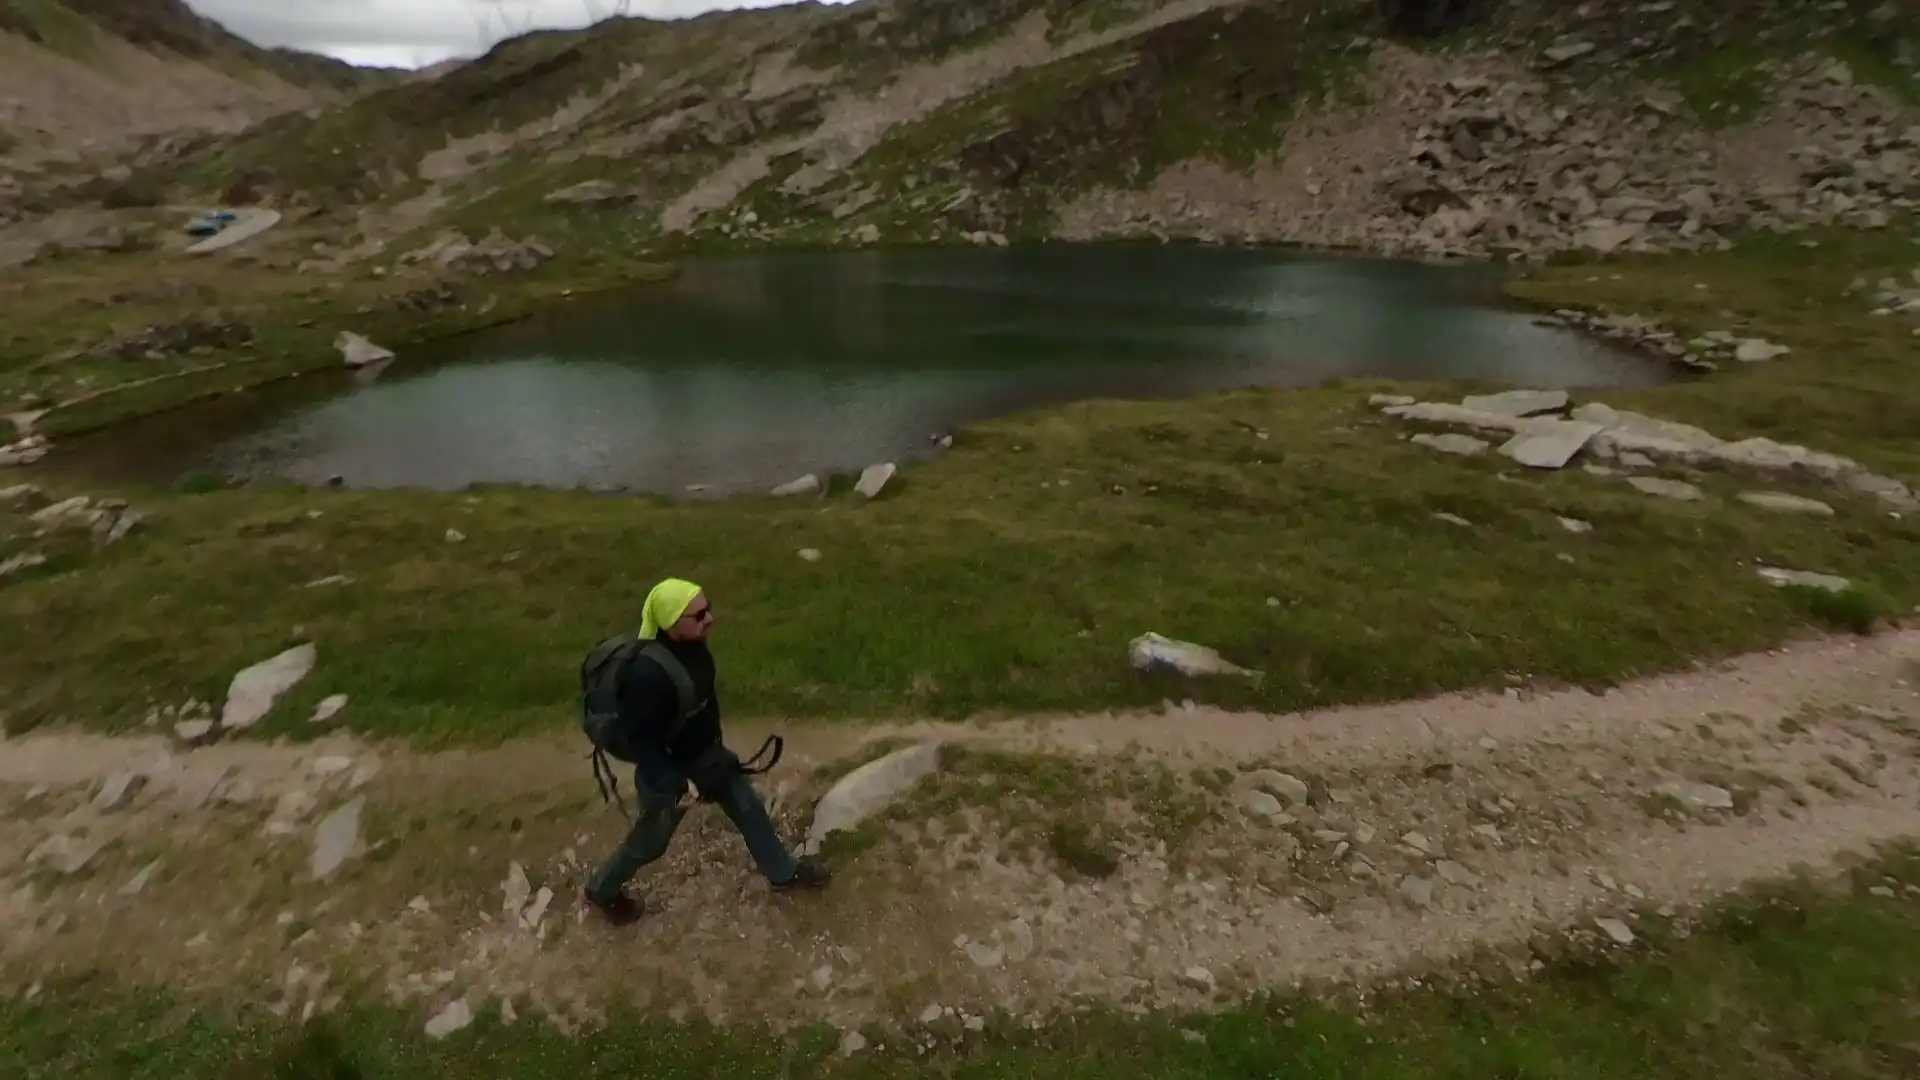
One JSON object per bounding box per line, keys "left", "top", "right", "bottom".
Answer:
{"left": 123, "top": 0, "right": 1917, "bottom": 266}
{"left": 0, "top": 0, "right": 394, "bottom": 172}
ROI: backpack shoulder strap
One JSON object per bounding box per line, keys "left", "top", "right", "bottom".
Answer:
{"left": 581, "top": 635, "right": 640, "bottom": 691}
{"left": 634, "top": 640, "right": 699, "bottom": 737}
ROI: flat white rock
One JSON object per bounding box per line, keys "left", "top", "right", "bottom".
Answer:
{"left": 1627, "top": 476, "right": 1704, "bottom": 501}
{"left": 1737, "top": 491, "right": 1834, "bottom": 516}
{"left": 311, "top": 694, "right": 350, "bottom": 724}
{"left": 771, "top": 474, "right": 822, "bottom": 497}
{"left": 311, "top": 795, "right": 365, "bottom": 881}
{"left": 1411, "top": 432, "right": 1488, "bottom": 456}
{"left": 335, "top": 331, "right": 394, "bottom": 368}
{"left": 854, "top": 463, "right": 896, "bottom": 499}
{"left": 804, "top": 743, "right": 941, "bottom": 855}
{"left": 1756, "top": 566, "right": 1851, "bottom": 593}
{"left": 1459, "top": 389, "right": 1569, "bottom": 417}
{"left": 1128, "top": 632, "right": 1259, "bottom": 679}
{"left": 424, "top": 999, "right": 473, "bottom": 1039}
{"left": 1498, "top": 420, "right": 1603, "bottom": 469}
{"left": 221, "top": 643, "right": 317, "bottom": 731}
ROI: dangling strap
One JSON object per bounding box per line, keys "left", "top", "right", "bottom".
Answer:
{"left": 589, "top": 746, "right": 630, "bottom": 820}
{"left": 738, "top": 735, "right": 784, "bottom": 775}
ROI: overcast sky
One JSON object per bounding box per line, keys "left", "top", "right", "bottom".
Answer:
{"left": 186, "top": 0, "right": 849, "bottom": 70}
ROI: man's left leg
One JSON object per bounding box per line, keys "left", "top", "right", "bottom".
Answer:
{"left": 711, "top": 772, "right": 830, "bottom": 890}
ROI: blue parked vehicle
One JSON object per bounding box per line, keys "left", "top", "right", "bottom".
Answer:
{"left": 184, "top": 209, "right": 237, "bottom": 237}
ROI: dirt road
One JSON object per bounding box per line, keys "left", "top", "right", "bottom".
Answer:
{"left": 4, "top": 630, "right": 1917, "bottom": 1036}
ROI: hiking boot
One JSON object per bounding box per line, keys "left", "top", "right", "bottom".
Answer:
{"left": 772, "top": 858, "right": 831, "bottom": 892}
{"left": 582, "top": 887, "right": 644, "bottom": 926}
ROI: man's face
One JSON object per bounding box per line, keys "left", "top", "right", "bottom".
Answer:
{"left": 667, "top": 591, "right": 714, "bottom": 642}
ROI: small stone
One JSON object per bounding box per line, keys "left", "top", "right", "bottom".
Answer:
{"left": 1557, "top": 517, "right": 1592, "bottom": 533}
{"left": 1436, "top": 860, "right": 1480, "bottom": 886}
{"left": 1369, "top": 394, "right": 1416, "bottom": 407}
{"left": 1756, "top": 566, "right": 1851, "bottom": 593}
{"left": 854, "top": 463, "right": 896, "bottom": 499}
{"left": 311, "top": 756, "right": 353, "bottom": 778}
{"left": 1180, "top": 966, "right": 1216, "bottom": 991}
{"left": 0, "top": 552, "right": 46, "bottom": 579}
{"left": 221, "top": 643, "right": 317, "bottom": 731}
{"left": 311, "top": 695, "right": 349, "bottom": 724}
{"left": 1240, "top": 790, "right": 1285, "bottom": 818}
{"left": 1542, "top": 40, "right": 1596, "bottom": 65}
{"left": 1412, "top": 432, "right": 1489, "bottom": 456}
{"left": 120, "top": 858, "right": 162, "bottom": 896}
{"left": 1628, "top": 476, "right": 1704, "bottom": 501}
{"left": 1400, "top": 830, "right": 1435, "bottom": 855}
{"left": 424, "top": 999, "right": 472, "bottom": 1039}
{"left": 335, "top": 332, "right": 395, "bottom": 369}
{"left": 965, "top": 942, "right": 1003, "bottom": 968}
{"left": 1400, "top": 875, "right": 1436, "bottom": 908}
{"left": 1434, "top": 512, "right": 1472, "bottom": 527}
{"left": 963, "top": 1016, "right": 986, "bottom": 1032}
{"left": 1738, "top": 492, "right": 1834, "bottom": 516}
{"left": 311, "top": 796, "right": 366, "bottom": 881}
{"left": 29, "top": 834, "right": 97, "bottom": 876}
{"left": 1733, "top": 339, "right": 1790, "bottom": 363}
{"left": 798, "top": 548, "right": 822, "bottom": 562}
{"left": 94, "top": 770, "right": 147, "bottom": 812}
{"left": 918, "top": 1004, "right": 943, "bottom": 1025}
{"left": 771, "top": 474, "right": 822, "bottom": 497}
{"left": 840, "top": 1030, "right": 869, "bottom": 1054}
{"left": 1656, "top": 780, "right": 1734, "bottom": 811}
{"left": 1868, "top": 886, "right": 1896, "bottom": 898}
{"left": 1245, "top": 769, "right": 1311, "bottom": 806}
{"left": 520, "top": 887, "right": 553, "bottom": 930}
{"left": 1595, "top": 918, "right": 1635, "bottom": 945}
{"left": 502, "top": 862, "right": 531, "bottom": 914}
{"left": 445, "top": 529, "right": 465, "bottom": 543}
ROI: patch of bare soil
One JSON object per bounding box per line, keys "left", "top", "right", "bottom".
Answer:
{"left": 3, "top": 631, "right": 1917, "bottom": 1038}
{"left": 0, "top": 33, "right": 319, "bottom": 167}
{"left": 658, "top": 0, "right": 1241, "bottom": 233}
{"left": 1055, "top": 42, "right": 1915, "bottom": 254}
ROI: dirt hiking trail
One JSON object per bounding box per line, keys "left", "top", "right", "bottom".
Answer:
{"left": 4, "top": 631, "right": 1918, "bottom": 1036}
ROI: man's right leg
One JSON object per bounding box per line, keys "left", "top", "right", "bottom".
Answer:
{"left": 584, "top": 791, "right": 684, "bottom": 922}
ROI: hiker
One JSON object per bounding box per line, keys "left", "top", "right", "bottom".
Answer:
{"left": 579, "top": 577, "right": 830, "bottom": 925}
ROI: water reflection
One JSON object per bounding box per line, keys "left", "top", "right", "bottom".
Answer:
{"left": 57, "top": 246, "right": 1670, "bottom": 494}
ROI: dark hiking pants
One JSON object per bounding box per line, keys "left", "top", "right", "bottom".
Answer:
{"left": 586, "top": 769, "right": 798, "bottom": 902}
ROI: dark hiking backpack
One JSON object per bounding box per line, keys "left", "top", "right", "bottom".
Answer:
{"left": 577, "top": 635, "right": 782, "bottom": 817}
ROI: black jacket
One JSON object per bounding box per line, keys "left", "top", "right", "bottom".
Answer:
{"left": 616, "top": 635, "right": 722, "bottom": 765}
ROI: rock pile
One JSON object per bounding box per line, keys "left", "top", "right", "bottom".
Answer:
{"left": 1373, "top": 390, "right": 1916, "bottom": 511}
{"left": 1377, "top": 59, "right": 1917, "bottom": 261}
{"left": 1854, "top": 268, "right": 1920, "bottom": 327}
{"left": 26, "top": 494, "right": 146, "bottom": 543}
{"left": 0, "top": 550, "right": 46, "bottom": 581}
{"left": 90, "top": 314, "right": 253, "bottom": 362}
{"left": 1, "top": 434, "right": 49, "bottom": 467}
{"left": 1537, "top": 309, "right": 1792, "bottom": 372}
{"left": 401, "top": 229, "right": 555, "bottom": 276}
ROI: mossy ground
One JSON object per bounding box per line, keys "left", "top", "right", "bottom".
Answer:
{"left": 2, "top": 228, "right": 1916, "bottom": 743}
